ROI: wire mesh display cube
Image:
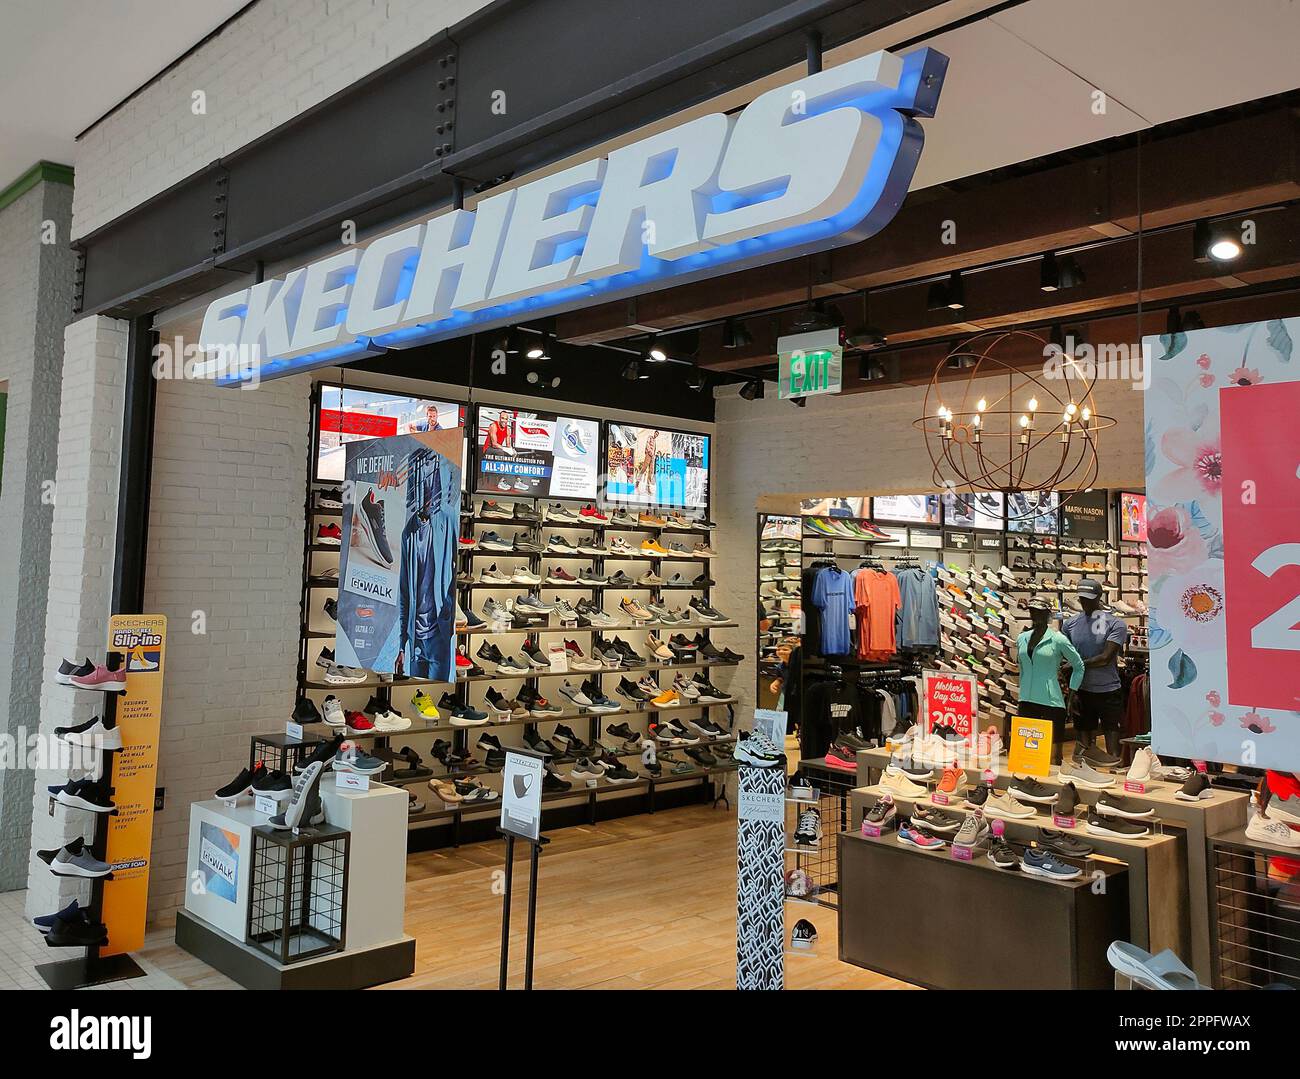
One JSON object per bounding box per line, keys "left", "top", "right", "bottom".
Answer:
{"left": 250, "top": 732, "right": 326, "bottom": 774}
{"left": 1211, "top": 828, "right": 1300, "bottom": 989}
{"left": 247, "top": 823, "right": 349, "bottom": 965}
{"left": 788, "top": 759, "right": 855, "bottom": 909}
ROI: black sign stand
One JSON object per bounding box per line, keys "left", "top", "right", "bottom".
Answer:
{"left": 497, "top": 828, "right": 549, "bottom": 990}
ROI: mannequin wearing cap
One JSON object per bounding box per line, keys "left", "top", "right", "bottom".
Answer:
{"left": 1015, "top": 601, "right": 1085, "bottom": 764}
{"left": 1062, "top": 578, "right": 1129, "bottom": 759}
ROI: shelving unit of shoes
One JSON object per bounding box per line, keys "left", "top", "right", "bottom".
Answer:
{"left": 757, "top": 514, "right": 801, "bottom": 669}
{"left": 1116, "top": 541, "right": 1149, "bottom": 650}
{"left": 448, "top": 495, "right": 744, "bottom": 812}
{"left": 297, "top": 480, "right": 744, "bottom": 839}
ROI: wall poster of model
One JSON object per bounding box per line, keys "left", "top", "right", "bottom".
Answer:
{"left": 316, "top": 382, "right": 463, "bottom": 482}
{"left": 475, "top": 406, "right": 599, "bottom": 499}
{"left": 335, "top": 428, "right": 463, "bottom": 678}
{"left": 606, "top": 424, "right": 710, "bottom": 508}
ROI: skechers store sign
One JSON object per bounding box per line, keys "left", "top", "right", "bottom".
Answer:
{"left": 200, "top": 48, "right": 946, "bottom": 384}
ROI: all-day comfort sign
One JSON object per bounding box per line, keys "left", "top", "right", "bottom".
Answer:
{"left": 200, "top": 47, "right": 947, "bottom": 383}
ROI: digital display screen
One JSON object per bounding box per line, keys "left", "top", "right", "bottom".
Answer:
{"left": 605, "top": 424, "right": 710, "bottom": 509}
{"left": 474, "top": 405, "right": 600, "bottom": 500}
{"left": 942, "top": 491, "right": 1004, "bottom": 531}
{"left": 1120, "top": 491, "right": 1148, "bottom": 542}
{"left": 1007, "top": 490, "right": 1059, "bottom": 534}
{"left": 316, "top": 383, "right": 462, "bottom": 483}
{"left": 871, "top": 494, "right": 941, "bottom": 526}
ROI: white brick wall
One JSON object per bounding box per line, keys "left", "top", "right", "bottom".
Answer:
{"left": 140, "top": 371, "right": 311, "bottom": 923}
{"left": 0, "top": 179, "right": 75, "bottom": 888}
{"left": 710, "top": 374, "right": 1146, "bottom": 723}
{"left": 73, "top": 0, "right": 492, "bottom": 238}
{"left": 25, "top": 315, "right": 128, "bottom": 918}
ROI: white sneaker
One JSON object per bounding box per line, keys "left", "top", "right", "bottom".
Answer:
{"left": 323, "top": 696, "right": 346, "bottom": 727}
{"left": 1246, "top": 806, "right": 1300, "bottom": 848}
{"left": 511, "top": 568, "right": 541, "bottom": 585}
{"left": 323, "top": 663, "right": 368, "bottom": 686}
{"left": 880, "top": 769, "right": 928, "bottom": 799}
{"left": 985, "top": 789, "right": 1036, "bottom": 819}
{"left": 371, "top": 708, "right": 412, "bottom": 732}
{"left": 1127, "top": 745, "right": 1154, "bottom": 784}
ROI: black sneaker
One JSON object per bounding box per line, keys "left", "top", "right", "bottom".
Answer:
{"left": 45, "top": 918, "right": 110, "bottom": 948}
{"left": 552, "top": 725, "right": 593, "bottom": 756}
{"left": 1008, "top": 776, "right": 1058, "bottom": 805}
{"left": 1094, "top": 792, "right": 1156, "bottom": 819}
{"left": 543, "top": 768, "right": 571, "bottom": 793}
{"left": 719, "top": 647, "right": 745, "bottom": 663}
{"left": 523, "top": 730, "right": 557, "bottom": 757}
{"left": 685, "top": 746, "right": 717, "bottom": 768}
{"left": 966, "top": 782, "right": 991, "bottom": 808}
{"left": 1176, "top": 772, "right": 1212, "bottom": 801}
{"left": 696, "top": 639, "right": 725, "bottom": 660}
{"left": 603, "top": 761, "right": 639, "bottom": 784}
{"left": 1073, "top": 743, "right": 1122, "bottom": 769}
{"left": 363, "top": 694, "right": 387, "bottom": 716}
{"left": 611, "top": 637, "right": 645, "bottom": 664}
{"left": 692, "top": 572, "right": 716, "bottom": 587}
{"left": 1036, "top": 829, "right": 1094, "bottom": 858}
{"left": 1085, "top": 810, "right": 1151, "bottom": 838}
{"left": 617, "top": 677, "right": 649, "bottom": 703}
{"left": 607, "top": 571, "right": 634, "bottom": 587}
{"left": 292, "top": 697, "right": 322, "bottom": 724}
{"left": 323, "top": 597, "right": 338, "bottom": 621}
{"left": 987, "top": 840, "right": 1019, "bottom": 869}
{"left": 790, "top": 919, "right": 817, "bottom": 950}
{"left": 215, "top": 768, "right": 256, "bottom": 799}
{"left": 476, "top": 641, "right": 506, "bottom": 665}
{"left": 606, "top": 722, "right": 638, "bottom": 745}
{"left": 1056, "top": 781, "right": 1079, "bottom": 817}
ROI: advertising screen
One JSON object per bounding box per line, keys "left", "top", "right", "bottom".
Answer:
{"left": 799, "top": 497, "right": 866, "bottom": 518}
{"left": 1060, "top": 488, "right": 1110, "bottom": 540}
{"left": 605, "top": 424, "right": 710, "bottom": 508}
{"left": 942, "top": 491, "right": 1004, "bottom": 531}
{"left": 1007, "top": 490, "right": 1059, "bottom": 534}
{"left": 1119, "top": 491, "right": 1148, "bottom": 542}
{"left": 871, "top": 494, "right": 941, "bottom": 526}
{"left": 475, "top": 406, "right": 600, "bottom": 500}
{"left": 316, "top": 384, "right": 462, "bottom": 483}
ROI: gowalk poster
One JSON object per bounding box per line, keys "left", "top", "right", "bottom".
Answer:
{"left": 336, "top": 429, "right": 462, "bottom": 678}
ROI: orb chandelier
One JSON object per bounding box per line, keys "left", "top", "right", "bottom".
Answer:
{"left": 913, "top": 329, "right": 1117, "bottom": 521}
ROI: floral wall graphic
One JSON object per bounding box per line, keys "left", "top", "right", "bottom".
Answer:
{"left": 1145, "top": 317, "right": 1300, "bottom": 770}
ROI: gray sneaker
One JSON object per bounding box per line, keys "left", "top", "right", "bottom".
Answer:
{"left": 515, "top": 594, "right": 555, "bottom": 613}
{"left": 1059, "top": 759, "right": 1115, "bottom": 790}
{"left": 52, "top": 845, "right": 112, "bottom": 878}
{"left": 953, "top": 810, "right": 989, "bottom": 847}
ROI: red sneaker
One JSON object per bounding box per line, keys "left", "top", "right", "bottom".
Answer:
{"left": 825, "top": 746, "right": 856, "bottom": 771}
{"left": 455, "top": 647, "right": 472, "bottom": 669}
{"left": 317, "top": 523, "right": 342, "bottom": 545}
{"left": 458, "top": 536, "right": 476, "bottom": 547}
{"left": 69, "top": 664, "right": 127, "bottom": 693}
{"left": 579, "top": 504, "right": 608, "bottom": 521}
{"left": 346, "top": 711, "right": 374, "bottom": 733}
{"left": 564, "top": 639, "right": 585, "bottom": 659}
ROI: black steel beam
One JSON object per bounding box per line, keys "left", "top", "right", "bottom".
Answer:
{"left": 74, "top": 0, "right": 951, "bottom": 320}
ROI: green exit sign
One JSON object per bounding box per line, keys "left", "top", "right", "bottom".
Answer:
{"left": 777, "top": 329, "right": 843, "bottom": 399}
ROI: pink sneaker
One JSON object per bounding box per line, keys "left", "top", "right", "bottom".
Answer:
{"left": 69, "top": 665, "right": 127, "bottom": 693}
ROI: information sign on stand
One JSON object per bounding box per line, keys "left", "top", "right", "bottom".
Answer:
{"left": 1007, "top": 714, "right": 1054, "bottom": 777}
{"left": 501, "top": 750, "right": 544, "bottom": 841}
{"left": 753, "top": 709, "right": 788, "bottom": 745}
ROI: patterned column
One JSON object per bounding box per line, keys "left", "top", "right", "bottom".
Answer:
{"left": 736, "top": 762, "right": 785, "bottom": 990}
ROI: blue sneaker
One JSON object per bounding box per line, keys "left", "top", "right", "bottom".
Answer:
{"left": 897, "top": 823, "right": 945, "bottom": 850}
{"left": 33, "top": 898, "right": 81, "bottom": 934}
{"left": 463, "top": 607, "right": 486, "bottom": 630}
{"left": 1020, "top": 847, "right": 1082, "bottom": 880}
{"left": 479, "top": 531, "right": 512, "bottom": 552}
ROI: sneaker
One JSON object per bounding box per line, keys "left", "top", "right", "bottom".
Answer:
{"left": 522, "top": 730, "right": 558, "bottom": 757}
{"left": 571, "top": 758, "right": 604, "bottom": 781}
{"left": 985, "top": 789, "right": 1037, "bottom": 819}
{"left": 988, "top": 839, "right": 1019, "bottom": 868}
{"left": 546, "top": 503, "right": 581, "bottom": 523}
{"left": 953, "top": 811, "right": 990, "bottom": 847}
{"left": 484, "top": 686, "right": 515, "bottom": 718}
{"left": 825, "top": 744, "right": 857, "bottom": 772}
{"left": 546, "top": 566, "right": 578, "bottom": 584}
{"left": 620, "top": 597, "right": 652, "bottom": 621}
{"left": 410, "top": 691, "right": 440, "bottom": 719}
{"left": 54, "top": 715, "right": 123, "bottom": 751}
{"left": 316, "top": 523, "right": 342, "bottom": 546}
{"left": 936, "top": 763, "right": 967, "bottom": 798}
{"left": 863, "top": 795, "right": 897, "bottom": 829}
{"left": 439, "top": 694, "right": 490, "bottom": 726}
{"left": 480, "top": 563, "right": 511, "bottom": 584}
{"left": 733, "top": 731, "right": 783, "bottom": 768}
{"left": 69, "top": 663, "right": 128, "bottom": 693}
{"left": 794, "top": 807, "right": 822, "bottom": 846}
{"left": 880, "top": 769, "right": 928, "bottom": 799}
{"left": 495, "top": 653, "right": 529, "bottom": 675}
{"left": 651, "top": 688, "right": 679, "bottom": 708}
{"left": 50, "top": 842, "right": 113, "bottom": 878}
{"left": 1056, "top": 781, "right": 1080, "bottom": 817}
{"left": 897, "top": 823, "right": 945, "bottom": 849}
{"left": 1073, "top": 742, "right": 1122, "bottom": 769}
{"left": 1036, "top": 829, "right": 1094, "bottom": 858}
{"left": 1052, "top": 751, "right": 1113, "bottom": 786}
{"left": 543, "top": 768, "right": 572, "bottom": 794}
{"left": 1176, "top": 773, "right": 1213, "bottom": 802}
{"left": 558, "top": 681, "right": 593, "bottom": 708}
{"left": 553, "top": 725, "right": 594, "bottom": 755}
{"left": 332, "top": 743, "right": 387, "bottom": 776}
{"left": 1094, "top": 792, "right": 1156, "bottom": 819}
{"left": 512, "top": 566, "right": 542, "bottom": 585}
{"left": 1007, "top": 776, "right": 1058, "bottom": 805}
{"left": 617, "top": 677, "right": 650, "bottom": 703}
{"left": 1085, "top": 810, "right": 1151, "bottom": 838}
{"left": 1126, "top": 745, "right": 1156, "bottom": 784}
{"left": 790, "top": 919, "right": 818, "bottom": 951}
{"left": 215, "top": 767, "right": 258, "bottom": 799}
{"left": 1020, "top": 848, "right": 1082, "bottom": 880}
{"left": 51, "top": 657, "right": 95, "bottom": 686}
{"left": 646, "top": 635, "right": 674, "bottom": 662}
{"left": 603, "top": 761, "right": 640, "bottom": 785}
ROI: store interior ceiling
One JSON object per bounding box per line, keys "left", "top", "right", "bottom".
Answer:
{"left": 145, "top": 0, "right": 1300, "bottom": 409}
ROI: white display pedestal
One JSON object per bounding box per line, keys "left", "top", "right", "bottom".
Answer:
{"left": 178, "top": 776, "right": 414, "bottom": 989}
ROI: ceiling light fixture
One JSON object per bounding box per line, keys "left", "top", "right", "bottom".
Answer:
{"left": 1039, "top": 251, "right": 1085, "bottom": 291}
{"left": 685, "top": 368, "right": 706, "bottom": 392}
{"left": 621, "top": 358, "right": 640, "bottom": 381}
{"left": 792, "top": 396, "right": 807, "bottom": 408}
{"left": 844, "top": 291, "right": 887, "bottom": 351}
{"left": 739, "top": 380, "right": 763, "bottom": 401}
{"left": 645, "top": 340, "right": 668, "bottom": 363}
{"left": 1193, "top": 218, "right": 1242, "bottom": 262}
{"left": 722, "top": 318, "right": 753, "bottom": 349}
{"left": 525, "top": 331, "right": 553, "bottom": 361}
{"left": 927, "top": 269, "right": 965, "bottom": 311}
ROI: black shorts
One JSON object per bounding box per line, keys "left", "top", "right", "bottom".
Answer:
{"left": 1074, "top": 688, "right": 1124, "bottom": 732}
{"left": 1015, "top": 700, "right": 1068, "bottom": 737}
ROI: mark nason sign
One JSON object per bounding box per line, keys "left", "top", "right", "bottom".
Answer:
{"left": 200, "top": 47, "right": 947, "bottom": 383}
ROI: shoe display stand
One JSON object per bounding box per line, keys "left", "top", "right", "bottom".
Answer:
{"left": 852, "top": 744, "right": 1247, "bottom": 982}
{"left": 788, "top": 757, "right": 858, "bottom": 909}
{"left": 737, "top": 762, "right": 786, "bottom": 989}
{"left": 177, "top": 774, "right": 414, "bottom": 989}
{"left": 838, "top": 828, "right": 1129, "bottom": 989}
{"left": 250, "top": 731, "right": 326, "bottom": 772}
{"left": 247, "top": 823, "right": 350, "bottom": 965}
{"left": 1207, "top": 825, "right": 1300, "bottom": 989}
{"left": 302, "top": 474, "right": 743, "bottom": 847}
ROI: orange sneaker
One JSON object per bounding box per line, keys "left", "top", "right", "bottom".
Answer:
{"left": 937, "top": 763, "right": 967, "bottom": 796}
{"left": 639, "top": 512, "right": 666, "bottom": 527}
{"left": 640, "top": 539, "right": 669, "bottom": 555}
{"left": 651, "top": 688, "right": 679, "bottom": 708}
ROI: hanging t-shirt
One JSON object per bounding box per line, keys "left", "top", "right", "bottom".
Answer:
{"left": 811, "top": 566, "right": 855, "bottom": 656}
{"left": 895, "top": 566, "right": 940, "bottom": 649}
{"left": 801, "top": 565, "right": 827, "bottom": 654}
{"left": 852, "top": 568, "right": 900, "bottom": 661}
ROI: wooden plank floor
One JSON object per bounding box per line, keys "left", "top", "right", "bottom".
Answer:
{"left": 140, "top": 803, "right": 914, "bottom": 990}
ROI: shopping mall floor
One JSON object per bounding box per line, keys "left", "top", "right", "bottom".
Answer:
{"left": 0, "top": 802, "right": 912, "bottom": 991}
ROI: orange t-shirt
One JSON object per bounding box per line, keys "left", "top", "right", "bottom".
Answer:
{"left": 852, "top": 569, "right": 900, "bottom": 661}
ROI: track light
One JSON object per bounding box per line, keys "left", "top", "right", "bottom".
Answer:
{"left": 927, "top": 270, "right": 965, "bottom": 311}
{"left": 860, "top": 357, "right": 887, "bottom": 381}
{"left": 1182, "top": 309, "right": 1205, "bottom": 332}
{"left": 722, "top": 318, "right": 753, "bottom": 349}
{"left": 685, "top": 368, "right": 706, "bottom": 392}
{"left": 1039, "top": 252, "right": 1085, "bottom": 291}
{"left": 792, "top": 396, "right": 807, "bottom": 408}
{"left": 946, "top": 353, "right": 975, "bottom": 370}
{"left": 622, "top": 358, "right": 640, "bottom": 381}
{"left": 1194, "top": 218, "right": 1242, "bottom": 263}
{"left": 525, "top": 331, "right": 553, "bottom": 361}
{"left": 844, "top": 291, "right": 887, "bottom": 351}
{"left": 739, "top": 380, "right": 763, "bottom": 401}
{"left": 644, "top": 339, "right": 668, "bottom": 363}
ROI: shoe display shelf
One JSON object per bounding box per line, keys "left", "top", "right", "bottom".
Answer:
{"left": 250, "top": 731, "right": 327, "bottom": 773}
{"left": 786, "top": 758, "right": 857, "bottom": 910}
{"left": 299, "top": 479, "right": 741, "bottom": 845}
{"left": 1207, "top": 824, "right": 1300, "bottom": 989}
{"left": 852, "top": 744, "right": 1249, "bottom": 985}
{"left": 838, "top": 826, "right": 1129, "bottom": 989}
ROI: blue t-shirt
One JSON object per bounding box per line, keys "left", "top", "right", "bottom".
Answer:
{"left": 811, "top": 566, "right": 855, "bottom": 656}
{"left": 1062, "top": 609, "right": 1128, "bottom": 693}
